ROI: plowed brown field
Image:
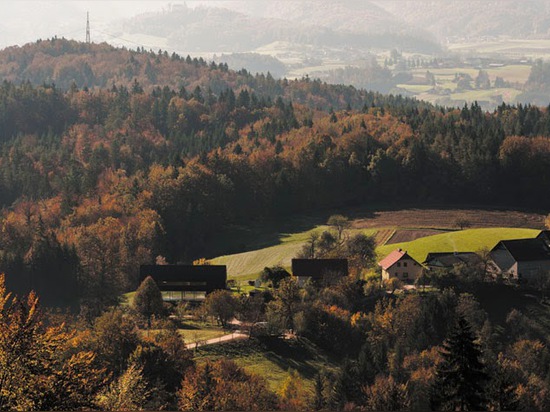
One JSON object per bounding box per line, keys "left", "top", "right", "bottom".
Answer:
{"left": 352, "top": 208, "right": 545, "bottom": 231}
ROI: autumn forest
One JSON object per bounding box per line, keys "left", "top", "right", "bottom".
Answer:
{"left": 1, "top": 38, "right": 550, "bottom": 410}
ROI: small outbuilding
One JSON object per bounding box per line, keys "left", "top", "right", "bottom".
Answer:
{"left": 378, "top": 249, "right": 422, "bottom": 282}
{"left": 424, "top": 252, "right": 481, "bottom": 270}
{"left": 537, "top": 230, "right": 550, "bottom": 247}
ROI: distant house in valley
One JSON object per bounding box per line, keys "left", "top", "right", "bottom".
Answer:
{"left": 139, "top": 264, "right": 227, "bottom": 301}
{"left": 424, "top": 252, "right": 481, "bottom": 270}
{"left": 489, "top": 238, "right": 550, "bottom": 281}
{"left": 291, "top": 258, "right": 348, "bottom": 286}
{"left": 378, "top": 249, "right": 422, "bottom": 282}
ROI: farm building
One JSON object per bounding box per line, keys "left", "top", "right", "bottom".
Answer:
{"left": 139, "top": 264, "right": 227, "bottom": 301}
{"left": 291, "top": 258, "right": 348, "bottom": 286}
{"left": 537, "top": 230, "right": 550, "bottom": 247}
{"left": 490, "top": 238, "right": 550, "bottom": 281}
{"left": 378, "top": 249, "right": 423, "bottom": 282}
{"left": 424, "top": 252, "right": 481, "bottom": 270}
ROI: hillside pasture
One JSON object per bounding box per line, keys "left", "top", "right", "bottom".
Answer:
{"left": 377, "top": 227, "right": 540, "bottom": 263}
{"left": 448, "top": 39, "right": 550, "bottom": 60}
{"left": 194, "top": 337, "right": 339, "bottom": 393}
{"left": 212, "top": 226, "right": 378, "bottom": 280}
{"left": 212, "top": 241, "right": 306, "bottom": 281}
{"left": 211, "top": 208, "right": 544, "bottom": 280}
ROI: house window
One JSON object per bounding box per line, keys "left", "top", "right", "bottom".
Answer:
{"left": 403, "top": 272, "right": 408, "bottom": 278}
{"left": 404, "top": 262, "right": 408, "bottom": 267}
{"left": 397, "top": 262, "right": 401, "bottom": 267}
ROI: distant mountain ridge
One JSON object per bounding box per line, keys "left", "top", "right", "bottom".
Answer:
{"left": 209, "top": 0, "right": 409, "bottom": 34}
{"left": 374, "top": 0, "right": 550, "bottom": 40}
{"left": 122, "top": 1, "right": 441, "bottom": 54}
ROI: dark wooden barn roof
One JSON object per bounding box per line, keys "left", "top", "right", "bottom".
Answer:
{"left": 291, "top": 258, "right": 348, "bottom": 279}
{"left": 424, "top": 252, "right": 481, "bottom": 268}
{"left": 492, "top": 238, "right": 550, "bottom": 262}
{"left": 139, "top": 265, "right": 227, "bottom": 293}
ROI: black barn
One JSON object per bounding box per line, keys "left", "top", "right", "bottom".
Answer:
{"left": 139, "top": 265, "right": 227, "bottom": 298}
{"left": 291, "top": 258, "right": 348, "bottom": 285}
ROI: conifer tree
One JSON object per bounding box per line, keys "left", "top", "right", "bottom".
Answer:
{"left": 313, "top": 372, "right": 325, "bottom": 411}
{"left": 430, "top": 317, "right": 489, "bottom": 411}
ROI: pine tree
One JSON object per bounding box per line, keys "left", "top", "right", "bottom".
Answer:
{"left": 430, "top": 317, "right": 489, "bottom": 411}
{"left": 313, "top": 373, "right": 325, "bottom": 410}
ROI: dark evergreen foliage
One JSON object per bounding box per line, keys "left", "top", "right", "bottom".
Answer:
{"left": 430, "top": 317, "right": 489, "bottom": 411}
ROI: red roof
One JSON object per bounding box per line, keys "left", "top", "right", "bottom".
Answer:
{"left": 378, "top": 249, "right": 416, "bottom": 270}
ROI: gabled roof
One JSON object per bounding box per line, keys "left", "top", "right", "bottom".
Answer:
{"left": 424, "top": 252, "right": 481, "bottom": 268}
{"left": 378, "top": 249, "right": 418, "bottom": 270}
{"left": 491, "top": 238, "right": 550, "bottom": 262}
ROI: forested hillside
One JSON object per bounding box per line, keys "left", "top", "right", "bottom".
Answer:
{"left": 2, "top": 37, "right": 550, "bottom": 412}
{"left": 0, "top": 38, "right": 550, "bottom": 309}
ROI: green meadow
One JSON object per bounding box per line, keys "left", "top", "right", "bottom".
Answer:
{"left": 212, "top": 226, "right": 540, "bottom": 281}
{"left": 377, "top": 227, "right": 539, "bottom": 263}
{"left": 194, "top": 337, "right": 339, "bottom": 393}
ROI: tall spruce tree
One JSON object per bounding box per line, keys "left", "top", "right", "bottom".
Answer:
{"left": 313, "top": 372, "right": 325, "bottom": 411}
{"left": 430, "top": 317, "right": 489, "bottom": 411}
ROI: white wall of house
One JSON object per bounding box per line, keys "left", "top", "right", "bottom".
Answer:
{"left": 382, "top": 258, "right": 422, "bottom": 281}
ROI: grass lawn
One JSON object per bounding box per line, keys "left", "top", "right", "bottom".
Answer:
{"left": 194, "top": 337, "right": 340, "bottom": 393}
{"left": 141, "top": 317, "right": 229, "bottom": 342}
{"left": 179, "top": 327, "right": 228, "bottom": 344}
{"left": 377, "top": 227, "right": 539, "bottom": 263}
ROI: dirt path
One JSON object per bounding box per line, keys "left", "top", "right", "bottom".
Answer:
{"left": 186, "top": 331, "right": 249, "bottom": 350}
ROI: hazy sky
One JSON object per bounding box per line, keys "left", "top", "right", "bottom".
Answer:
{"left": 0, "top": 1, "right": 192, "bottom": 49}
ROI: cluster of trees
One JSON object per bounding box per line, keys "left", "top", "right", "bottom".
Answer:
{"left": 3, "top": 233, "right": 550, "bottom": 411}
{"left": 188, "top": 254, "right": 550, "bottom": 410}
{"left": 2, "top": 49, "right": 550, "bottom": 311}
{"left": 2, "top": 37, "right": 550, "bottom": 410}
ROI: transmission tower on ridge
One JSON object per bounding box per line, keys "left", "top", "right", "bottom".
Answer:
{"left": 86, "top": 12, "right": 91, "bottom": 43}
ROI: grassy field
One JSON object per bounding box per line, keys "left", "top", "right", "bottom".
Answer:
{"left": 404, "top": 63, "right": 530, "bottom": 107}
{"left": 377, "top": 227, "right": 539, "bottom": 263}
{"left": 448, "top": 39, "right": 550, "bottom": 60}
{"left": 212, "top": 227, "right": 378, "bottom": 280}
{"left": 179, "top": 327, "right": 228, "bottom": 344}
{"left": 210, "top": 208, "right": 544, "bottom": 280}
{"left": 194, "top": 337, "right": 340, "bottom": 393}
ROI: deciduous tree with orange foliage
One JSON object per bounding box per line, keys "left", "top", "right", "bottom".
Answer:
{"left": 0, "top": 274, "right": 106, "bottom": 410}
